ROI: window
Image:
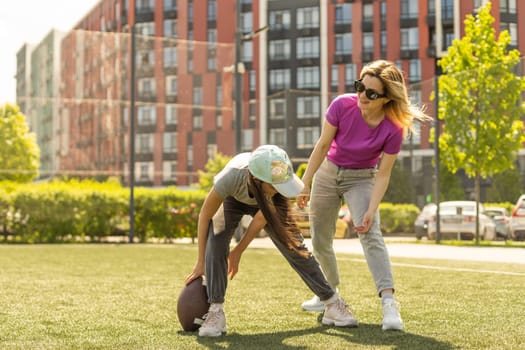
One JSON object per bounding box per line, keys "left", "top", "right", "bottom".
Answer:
{"left": 381, "top": 31, "right": 387, "bottom": 52}
{"left": 269, "top": 128, "right": 286, "bottom": 146}
{"left": 297, "top": 66, "right": 320, "bottom": 89}
{"left": 269, "top": 69, "right": 291, "bottom": 90}
{"left": 193, "top": 114, "right": 203, "bottom": 129}
{"left": 193, "top": 86, "right": 202, "bottom": 106}
{"left": 297, "top": 37, "right": 319, "bottom": 59}
{"left": 138, "top": 162, "right": 153, "bottom": 181}
{"left": 163, "top": 46, "right": 177, "bottom": 67}
{"left": 165, "top": 105, "right": 177, "bottom": 125}
{"left": 408, "top": 59, "right": 421, "bottom": 82}
{"left": 269, "top": 10, "right": 291, "bottom": 30}
{"left": 138, "top": 78, "right": 156, "bottom": 96}
{"left": 363, "top": 32, "right": 374, "bottom": 53}
{"left": 136, "top": 0, "right": 153, "bottom": 12}
{"left": 500, "top": 0, "right": 516, "bottom": 13}
{"left": 331, "top": 64, "right": 339, "bottom": 87}
{"left": 363, "top": 4, "right": 373, "bottom": 21}
{"left": 335, "top": 33, "right": 352, "bottom": 55}
{"left": 249, "top": 100, "right": 256, "bottom": 122}
{"left": 345, "top": 63, "right": 357, "bottom": 85}
{"left": 164, "top": 19, "right": 177, "bottom": 38}
{"left": 241, "top": 12, "right": 253, "bottom": 33}
{"left": 242, "top": 129, "right": 254, "bottom": 151}
{"left": 501, "top": 22, "right": 518, "bottom": 46}
{"left": 163, "top": 161, "right": 178, "bottom": 181}
{"left": 250, "top": 70, "right": 256, "bottom": 92}
{"left": 207, "top": 29, "right": 217, "bottom": 49}
{"left": 242, "top": 41, "right": 253, "bottom": 62}
{"left": 136, "top": 134, "right": 153, "bottom": 153}
{"left": 401, "top": 28, "right": 419, "bottom": 50}
{"left": 401, "top": 0, "right": 418, "bottom": 19}
{"left": 137, "top": 50, "right": 154, "bottom": 66}
{"left": 269, "top": 39, "right": 291, "bottom": 60}
{"left": 297, "top": 96, "right": 320, "bottom": 119}
{"left": 164, "top": 0, "right": 176, "bottom": 11}
{"left": 335, "top": 4, "right": 352, "bottom": 25}
{"left": 187, "top": 145, "right": 193, "bottom": 167}
{"left": 270, "top": 99, "right": 286, "bottom": 120}
{"left": 138, "top": 106, "right": 156, "bottom": 125}
{"left": 297, "top": 6, "right": 319, "bottom": 29}
{"left": 165, "top": 75, "right": 177, "bottom": 96}
{"left": 163, "top": 132, "right": 177, "bottom": 153}
{"left": 297, "top": 127, "right": 320, "bottom": 149}
{"left": 136, "top": 22, "right": 154, "bottom": 36}
{"left": 208, "top": 0, "right": 217, "bottom": 20}
{"left": 216, "top": 83, "right": 223, "bottom": 106}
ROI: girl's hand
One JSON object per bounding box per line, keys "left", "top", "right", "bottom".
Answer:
{"left": 228, "top": 247, "right": 242, "bottom": 280}
{"left": 184, "top": 261, "right": 205, "bottom": 285}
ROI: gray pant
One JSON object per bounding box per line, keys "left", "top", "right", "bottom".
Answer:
{"left": 205, "top": 196, "right": 335, "bottom": 303}
{"left": 310, "top": 159, "right": 394, "bottom": 296}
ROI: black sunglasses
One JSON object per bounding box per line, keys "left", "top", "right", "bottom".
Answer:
{"left": 354, "top": 79, "right": 387, "bottom": 100}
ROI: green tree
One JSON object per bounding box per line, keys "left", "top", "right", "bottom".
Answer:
{"left": 439, "top": 165, "right": 465, "bottom": 201}
{"left": 435, "top": 2, "right": 525, "bottom": 242}
{"left": 0, "top": 103, "right": 40, "bottom": 182}
{"left": 197, "top": 152, "right": 232, "bottom": 191}
{"left": 485, "top": 167, "right": 523, "bottom": 203}
{"left": 383, "top": 163, "right": 414, "bottom": 204}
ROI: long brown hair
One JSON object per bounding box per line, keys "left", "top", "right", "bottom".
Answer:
{"left": 247, "top": 173, "right": 310, "bottom": 258}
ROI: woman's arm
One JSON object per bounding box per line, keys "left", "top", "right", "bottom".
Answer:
{"left": 355, "top": 153, "right": 397, "bottom": 233}
{"left": 184, "top": 189, "right": 223, "bottom": 284}
{"left": 297, "top": 120, "right": 337, "bottom": 208}
{"left": 228, "top": 210, "right": 266, "bottom": 279}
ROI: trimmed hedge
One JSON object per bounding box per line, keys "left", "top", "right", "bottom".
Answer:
{"left": 4, "top": 180, "right": 508, "bottom": 243}
{"left": 0, "top": 180, "right": 206, "bottom": 243}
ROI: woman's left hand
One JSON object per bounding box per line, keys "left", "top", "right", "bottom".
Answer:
{"left": 354, "top": 211, "right": 373, "bottom": 234}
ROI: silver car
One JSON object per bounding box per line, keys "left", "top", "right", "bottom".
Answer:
{"left": 510, "top": 195, "right": 525, "bottom": 241}
{"left": 427, "top": 201, "right": 497, "bottom": 241}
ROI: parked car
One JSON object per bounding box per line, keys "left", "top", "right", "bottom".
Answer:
{"left": 483, "top": 206, "right": 511, "bottom": 240}
{"left": 427, "top": 201, "right": 497, "bottom": 241}
{"left": 510, "top": 195, "right": 525, "bottom": 241}
{"left": 414, "top": 203, "right": 437, "bottom": 239}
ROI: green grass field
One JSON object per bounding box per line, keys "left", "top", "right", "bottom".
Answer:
{"left": 1, "top": 243, "right": 524, "bottom": 350}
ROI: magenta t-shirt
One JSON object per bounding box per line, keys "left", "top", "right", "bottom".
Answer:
{"left": 325, "top": 93, "right": 403, "bottom": 168}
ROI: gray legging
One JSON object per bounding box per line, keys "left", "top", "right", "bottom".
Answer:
{"left": 204, "top": 196, "right": 335, "bottom": 303}
{"left": 310, "top": 159, "right": 395, "bottom": 296}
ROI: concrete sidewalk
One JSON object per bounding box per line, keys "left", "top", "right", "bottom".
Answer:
{"left": 248, "top": 236, "right": 525, "bottom": 265}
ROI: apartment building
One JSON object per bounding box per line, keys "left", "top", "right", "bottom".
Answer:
{"left": 17, "top": 0, "right": 525, "bottom": 203}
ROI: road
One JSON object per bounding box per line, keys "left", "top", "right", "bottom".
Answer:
{"left": 248, "top": 236, "right": 525, "bottom": 265}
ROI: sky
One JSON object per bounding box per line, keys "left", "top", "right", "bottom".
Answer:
{"left": 0, "top": 0, "right": 100, "bottom": 104}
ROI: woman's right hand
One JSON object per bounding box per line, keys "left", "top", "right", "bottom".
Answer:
{"left": 296, "top": 185, "right": 310, "bottom": 209}
{"left": 184, "top": 261, "right": 205, "bottom": 285}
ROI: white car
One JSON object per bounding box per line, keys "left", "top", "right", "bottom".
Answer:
{"left": 510, "top": 195, "right": 525, "bottom": 241}
{"left": 427, "top": 201, "right": 497, "bottom": 241}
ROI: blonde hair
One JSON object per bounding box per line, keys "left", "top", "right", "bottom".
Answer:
{"left": 360, "top": 60, "right": 431, "bottom": 136}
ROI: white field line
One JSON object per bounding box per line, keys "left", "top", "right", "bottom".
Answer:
{"left": 338, "top": 257, "right": 525, "bottom": 277}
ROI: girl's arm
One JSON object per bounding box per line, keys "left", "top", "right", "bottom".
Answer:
{"left": 184, "top": 189, "right": 223, "bottom": 284}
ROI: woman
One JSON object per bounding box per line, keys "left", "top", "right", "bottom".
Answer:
{"left": 185, "top": 145, "right": 357, "bottom": 337}
{"left": 297, "top": 60, "right": 430, "bottom": 331}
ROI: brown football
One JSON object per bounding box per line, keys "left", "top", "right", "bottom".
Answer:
{"left": 177, "top": 276, "right": 210, "bottom": 332}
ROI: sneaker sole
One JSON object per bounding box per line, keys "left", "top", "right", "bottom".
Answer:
{"left": 321, "top": 317, "right": 358, "bottom": 328}
{"left": 302, "top": 304, "right": 326, "bottom": 312}
{"left": 382, "top": 323, "right": 403, "bottom": 331}
{"left": 198, "top": 327, "right": 227, "bottom": 337}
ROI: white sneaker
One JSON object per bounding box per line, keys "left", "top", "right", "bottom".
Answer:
{"left": 382, "top": 299, "right": 403, "bottom": 331}
{"left": 322, "top": 297, "right": 358, "bottom": 327}
{"left": 301, "top": 295, "right": 325, "bottom": 312}
{"left": 198, "top": 308, "right": 227, "bottom": 337}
